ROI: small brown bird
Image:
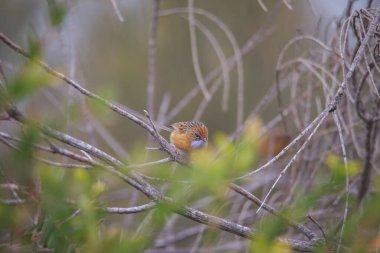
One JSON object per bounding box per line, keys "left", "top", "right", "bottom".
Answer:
{"left": 257, "top": 129, "right": 291, "bottom": 157}
{"left": 170, "top": 121, "right": 208, "bottom": 152}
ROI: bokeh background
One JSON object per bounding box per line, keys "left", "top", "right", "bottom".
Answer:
{"left": 1, "top": 0, "right": 371, "bottom": 154}
{"left": 2, "top": 1, "right": 380, "bottom": 253}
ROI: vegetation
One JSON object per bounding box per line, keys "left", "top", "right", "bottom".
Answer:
{"left": 0, "top": 1, "right": 379, "bottom": 252}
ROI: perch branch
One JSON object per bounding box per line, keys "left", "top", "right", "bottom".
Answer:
{"left": 0, "top": 110, "right": 318, "bottom": 252}
{"left": 0, "top": 32, "right": 185, "bottom": 164}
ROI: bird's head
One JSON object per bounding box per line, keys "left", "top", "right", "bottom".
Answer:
{"left": 189, "top": 124, "right": 208, "bottom": 149}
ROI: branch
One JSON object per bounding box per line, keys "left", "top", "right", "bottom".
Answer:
{"left": 358, "top": 121, "right": 375, "bottom": 201}
{"left": 1, "top": 111, "right": 318, "bottom": 252}
{"left": 105, "top": 202, "right": 156, "bottom": 214}
{"left": 329, "top": 7, "right": 380, "bottom": 113}
{"left": 0, "top": 32, "right": 184, "bottom": 164}
{"left": 229, "top": 183, "right": 318, "bottom": 241}
{"left": 0, "top": 198, "right": 26, "bottom": 205}
{"left": 236, "top": 7, "right": 380, "bottom": 180}
{"left": 187, "top": 1, "right": 210, "bottom": 100}
{"left": 147, "top": 0, "right": 160, "bottom": 118}
{"left": 160, "top": 7, "right": 271, "bottom": 124}
{"left": 127, "top": 157, "right": 172, "bottom": 169}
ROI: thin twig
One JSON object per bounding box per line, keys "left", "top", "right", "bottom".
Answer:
{"left": 178, "top": 14, "right": 230, "bottom": 113}
{"left": 282, "top": 0, "right": 293, "bottom": 10}
{"left": 358, "top": 121, "right": 375, "bottom": 201}
{"left": 256, "top": 0, "right": 268, "bottom": 11}
{"left": 0, "top": 32, "right": 183, "bottom": 164}
{"left": 235, "top": 110, "right": 328, "bottom": 179}
{"left": 0, "top": 198, "right": 26, "bottom": 205}
{"left": 105, "top": 202, "right": 156, "bottom": 214}
{"left": 127, "top": 157, "right": 172, "bottom": 169}
{"left": 2, "top": 111, "right": 317, "bottom": 252}
{"left": 109, "top": 0, "right": 125, "bottom": 22}
{"left": 187, "top": 0, "right": 210, "bottom": 100}
{"left": 160, "top": 8, "right": 245, "bottom": 126}
{"left": 331, "top": 7, "right": 380, "bottom": 112}
{"left": 307, "top": 215, "right": 327, "bottom": 241}
{"left": 256, "top": 111, "right": 328, "bottom": 214}
{"left": 147, "top": 0, "right": 160, "bottom": 119}
{"left": 230, "top": 183, "right": 318, "bottom": 241}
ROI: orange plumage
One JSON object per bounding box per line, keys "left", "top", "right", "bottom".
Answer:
{"left": 170, "top": 121, "right": 208, "bottom": 152}
{"left": 257, "top": 128, "right": 291, "bottom": 157}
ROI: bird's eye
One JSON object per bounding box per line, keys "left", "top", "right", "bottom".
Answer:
{"left": 194, "top": 132, "right": 202, "bottom": 140}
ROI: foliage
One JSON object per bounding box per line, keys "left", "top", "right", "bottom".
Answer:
{"left": 1, "top": 1, "right": 380, "bottom": 253}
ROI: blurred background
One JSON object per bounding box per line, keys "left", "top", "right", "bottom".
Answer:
{"left": 2, "top": 1, "right": 380, "bottom": 253}
{"left": 0, "top": 0, "right": 373, "bottom": 155}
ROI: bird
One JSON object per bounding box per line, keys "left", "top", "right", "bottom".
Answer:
{"left": 257, "top": 128, "right": 291, "bottom": 157}
{"left": 169, "top": 121, "right": 208, "bottom": 152}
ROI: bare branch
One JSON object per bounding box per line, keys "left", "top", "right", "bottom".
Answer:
{"left": 229, "top": 183, "right": 318, "bottom": 241}
{"left": 147, "top": 0, "right": 160, "bottom": 119}
{"left": 0, "top": 32, "right": 183, "bottom": 164}
{"left": 127, "top": 157, "right": 172, "bottom": 169}
{"left": 187, "top": 1, "right": 210, "bottom": 101}
{"left": 0, "top": 198, "right": 26, "bottom": 205}
{"left": 105, "top": 202, "right": 156, "bottom": 214}
{"left": 256, "top": 0, "right": 268, "bottom": 12}
{"left": 109, "top": 0, "right": 125, "bottom": 22}
{"left": 1, "top": 108, "right": 318, "bottom": 252}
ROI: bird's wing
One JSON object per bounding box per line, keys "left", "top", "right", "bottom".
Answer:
{"left": 170, "top": 122, "right": 187, "bottom": 133}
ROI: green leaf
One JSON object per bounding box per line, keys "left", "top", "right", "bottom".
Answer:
{"left": 26, "top": 30, "right": 41, "bottom": 59}
{"left": 325, "top": 153, "right": 361, "bottom": 186}
{"left": 39, "top": 166, "right": 105, "bottom": 252}
{"left": 47, "top": 0, "right": 67, "bottom": 26}
{"left": 7, "top": 62, "right": 51, "bottom": 102}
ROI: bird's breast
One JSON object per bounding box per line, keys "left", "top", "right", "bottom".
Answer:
{"left": 190, "top": 139, "right": 207, "bottom": 149}
{"left": 170, "top": 131, "right": 191, "bottom": 151}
